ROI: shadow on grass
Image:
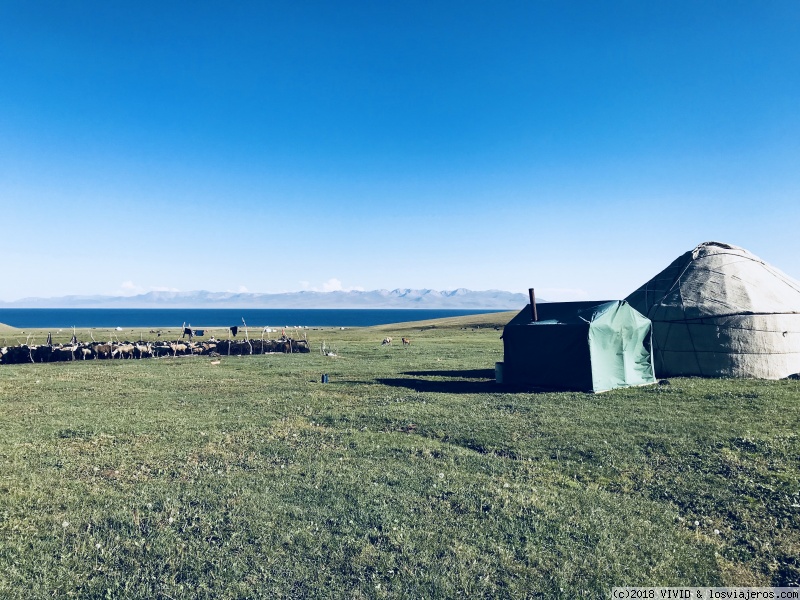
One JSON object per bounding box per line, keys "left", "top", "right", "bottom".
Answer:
{"left": 377, "top": 377, "right": 498, "bottom": 394}
{"left": 401, "top": 369, "right": 496, "bottom": 379}
{"left": 382, "top": 373, "right": 576, "bottom": 395}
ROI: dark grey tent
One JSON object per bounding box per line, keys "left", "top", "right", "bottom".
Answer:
{"left": 500, "top": 300, "right": 656, "bottom": 392}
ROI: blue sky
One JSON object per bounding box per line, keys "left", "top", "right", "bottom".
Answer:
{"left": 1, "top": 1, "right": 798, "bottom": 302}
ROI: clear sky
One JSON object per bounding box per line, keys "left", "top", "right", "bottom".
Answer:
{"left": 1, "top": 1, "right": 798, "bottom": 302}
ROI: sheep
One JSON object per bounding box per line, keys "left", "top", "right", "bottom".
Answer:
{"left": 170, "top": 342, "right": 188, "bottom": 356}
{"left": 114, "top": 344, "right": 136, "bottom": 359}
{"left": 94, "top": 344, "right": 113, "bottom": 359}
{"left": 135, "top": 343, "right": 152, "bottom": 359}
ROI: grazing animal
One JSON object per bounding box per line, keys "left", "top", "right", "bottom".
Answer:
{"left": 152, "top": 344, "right": 172, "bottom": 357}
{"left": 51, "top": 345, "right": 76, "bottom": 362}
{"left": 382, "top": 337, "right": 392, "bottom": 346}
{"left": 33, "top": 345, "right": 53, "bottom": 363}
{"left": 170, "top": 342, "right": 188, "bottom": 356}
{"left": 200, "top": 342, "right": 217, "bottom": 354}
{"left": 94, "top": 344, "right": 113, "bottom": 359}
{"left": 402, "top": 337, "right": 411, "bottom": 345}
{"left": 135, "top": 343, "right": 152, "bottom": 359}
{"left": 114, "top": 343, "right": 135, "bottom": 359}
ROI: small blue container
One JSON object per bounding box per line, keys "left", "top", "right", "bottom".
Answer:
{"left": 321, "top": 374, "right": 329, "bottom": 383}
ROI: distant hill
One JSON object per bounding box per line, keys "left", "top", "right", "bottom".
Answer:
{"left": 0, "top": 289, "right": 530, "bottom": 309}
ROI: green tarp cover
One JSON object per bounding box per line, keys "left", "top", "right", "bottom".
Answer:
{"left": 503, "top": 300, "right": 656, "bottom": 393}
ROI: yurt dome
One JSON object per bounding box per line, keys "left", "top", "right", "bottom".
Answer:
{"left": 625, "top": 241, "right": 800, "bottom": 379}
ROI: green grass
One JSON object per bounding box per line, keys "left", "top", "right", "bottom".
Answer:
{"left": 0, "top": 321, "right": 19, "bottom": 336}
{"left": 1, "top": 318, "right": 798, "bottom": 598}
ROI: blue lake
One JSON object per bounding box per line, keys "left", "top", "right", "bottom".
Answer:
{"left": 0, "top": 308, "right": 506, "bottom": 329}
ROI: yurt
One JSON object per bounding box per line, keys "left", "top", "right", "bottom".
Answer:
{"left": 625, "top": 241, "right": 800, "bottom": 379}
{"left": 501, "top": 300, "right": 656, "bottom": 393}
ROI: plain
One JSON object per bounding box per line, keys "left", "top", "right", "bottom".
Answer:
{"left": 0, "top": 312, "right": 798, "bottom": 599}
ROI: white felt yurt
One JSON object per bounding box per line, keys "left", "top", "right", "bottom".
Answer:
{"left": 625, "top": 241, "right": 800, "bottom": 379}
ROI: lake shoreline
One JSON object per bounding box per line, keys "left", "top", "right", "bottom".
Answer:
{"left": 0, "top": 308, "right": 507, "bottom": 329}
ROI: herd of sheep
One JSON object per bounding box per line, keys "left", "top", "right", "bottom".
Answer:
{"left": 0, "top": 337, "right": 310, "bottom": 365}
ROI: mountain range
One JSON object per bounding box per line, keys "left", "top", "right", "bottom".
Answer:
{"left": 0, "top": 289, "right": 530, "bottom": 309}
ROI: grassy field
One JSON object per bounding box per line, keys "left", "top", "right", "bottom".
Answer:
{"left": 0, "top": 314, "right": 798, "bottom": 598}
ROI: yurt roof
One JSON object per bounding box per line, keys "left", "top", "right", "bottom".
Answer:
{"left": 626, "top": 241, "right": 800, "bottom": 321}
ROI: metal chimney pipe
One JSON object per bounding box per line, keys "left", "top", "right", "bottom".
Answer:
{"left": 528, "top": 288, "right": 538, "bottom": 322}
